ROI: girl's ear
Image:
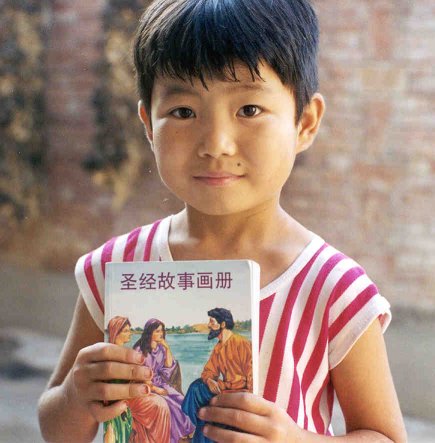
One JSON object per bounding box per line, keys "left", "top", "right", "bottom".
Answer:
{"left": 295, "top": 92, "right": 325, "bottom": 154}
{"left": 137, "top": 100, "right": 154, "bottom": 146}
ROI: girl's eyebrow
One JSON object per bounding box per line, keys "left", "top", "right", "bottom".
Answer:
{"left": 160, "top": 82, "right": 272, "bottom": 99}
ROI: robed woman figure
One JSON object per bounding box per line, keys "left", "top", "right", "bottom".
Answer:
{"left": 134, "top": 318, "right": 194, "bottom": 442}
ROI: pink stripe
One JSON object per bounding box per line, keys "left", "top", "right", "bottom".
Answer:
{"left": 329, "top": 267, "right": 365, "bottom": 306}
{"left": 305, "top": 267, "right": 367, "bottom": 392}
{"left": 123, "top": 227, "right": 142, "bottom": 262}
{"left": 288, "top": 370, "right": 301, "bottom": 423}
{"left": 263, "top": 244, "right": 327, "bottom": 409}
{"left": 101, "top": 237, "right": 116, "bottom": 276}
{"left": 310, "top": 374, "right": 330, "bottom": 433}
{"left": 143, "top": 220, "right": 162, "bottom": 261}
{"left": 302, "top": 270, "right": 359, "bottom": 432}
{"left": 294, "top": 253, "right": 345, "bottom": 428}
{"left": 302, "top": 321, "right": 329, "bottom": 432}
{"left": 84, "top": 252, "right": 104, "bottom": 312}
{"left": 329, "top": 284, "right": 378, "bottom": 341}
{"left": 294, "top": 253, "right": 345, "bottom": 361}
{"left": 263, "top": 284, "right": 297, "bottom": 404}
{"left": 285, "top": 244, "right": 329, "bottom": 421}
{"left": 259, "top": 293, "right": 276, "bottom": 350}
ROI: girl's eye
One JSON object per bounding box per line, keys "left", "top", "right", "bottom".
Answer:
{"left": 238, "top": 105, "right": 261, "bottom": 117}
{"left": 170, "top": 107, "right": 195, "bottom": 119}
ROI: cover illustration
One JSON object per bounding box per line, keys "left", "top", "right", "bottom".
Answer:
{"left": 104, "top": 260, "right": 260, "bottom": 443}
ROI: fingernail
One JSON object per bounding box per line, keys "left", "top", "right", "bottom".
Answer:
{"left": 197, "top": 407, "right": 205, "bottom": 418}
{"left": 121, "top": 402, "right": 128, "bottom": 411}
{"left": 209, "top": 396, "right": 217, "bottom": 405}
{"left": 203, "top": 425, "right": 209, "bottom": 435}
{"left": 136, "top": 352, "right": 144, "bottom": 363}
{"left": 140, "top": 384, "right": 148, "bottom": 394}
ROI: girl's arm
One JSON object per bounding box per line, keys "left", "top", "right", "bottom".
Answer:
{"left": 327, "top": 318, "right": 407, "bottom": 442}
{"left": 38, "top": 294, "right": 150, "bottom": 443}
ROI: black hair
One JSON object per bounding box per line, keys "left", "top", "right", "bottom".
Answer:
{"left": 208, "top": 307, "right": 235, "bottom": 330}
{"left": 133, "top": 319, "right": 166, "bottom": 357}
{"left": 133, "top": 0, "right": 319, "bottom": 123}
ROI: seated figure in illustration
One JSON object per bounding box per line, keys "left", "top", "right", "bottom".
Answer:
{"left": 104, "top": 316, "right": 171, "bottom": 443}
{"left": 134, "top": 318, "right": 194, "bottom": 443}
{"left": 182, "top": 308, "right": 253, "bottom": 443}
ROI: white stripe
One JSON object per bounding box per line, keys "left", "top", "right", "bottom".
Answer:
{"left": 111, "top": 232, "right": 130, "bottom": 263}
{"left": 328, "top": 273, "right": 373, "bottom": 326}
{"left": 329, "top": 294, "right": 387, "bottom": 369}
{"left": 133, "top": 226, "right": 151, "bottom": 261}
{"left": 319, "top": 382, "right": 332, "bottom": 434}
{"left": 91, "top": 244, "right": 105, "bottom": 306}
{"left": 154, "top": 216, "right": 172, "bottom": 261}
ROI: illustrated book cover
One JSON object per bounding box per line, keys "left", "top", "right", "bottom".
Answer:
{"left": 104, "top": 259, "right": 260, "bottom": 443}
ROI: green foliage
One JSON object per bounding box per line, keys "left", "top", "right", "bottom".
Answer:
{"left": 234, "top": 319, "right": 251, "bottom": 331}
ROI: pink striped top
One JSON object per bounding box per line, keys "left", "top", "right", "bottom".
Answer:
{"left": 75, "top": 215, "right": 391, "bottom": 435}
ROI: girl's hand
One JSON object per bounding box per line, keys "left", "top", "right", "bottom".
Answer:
{"left": 198, "top": 392, "right": 302, "bottom": 442}
{"left": 67, "top": 342, "right": 153, "bottom": 423}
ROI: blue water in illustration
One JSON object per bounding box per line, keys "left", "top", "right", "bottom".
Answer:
{"left": 127, "top": 332, "right": 250, "bottom": 394}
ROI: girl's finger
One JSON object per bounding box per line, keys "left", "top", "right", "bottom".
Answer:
{"left": 88, "top": 381, "right": 150, "bottom": 402}
{"left": 78, "top": 342, "right": 144, "bottom": 365}
{"left": 210, "top": 392, "right": 272, "bottom": 416}
{"left": 203, "top": 423, "right": 265, "bottom": 443}
{"left": 199, "top": 406, "right": 269, "bottom": 436}
{"left": 87, "top": 361, "right": 151, "bottom": 382}
{"left": 89, "top": 400, "right": 128, "bottom": 423}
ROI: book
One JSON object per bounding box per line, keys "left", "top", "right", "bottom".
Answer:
{"left": 104, "top": 259, "right": 260, "bottom": 443}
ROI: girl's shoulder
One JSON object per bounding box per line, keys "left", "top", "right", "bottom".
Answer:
{"left": 74, "top": 217, "right": 171, "bottom": 330}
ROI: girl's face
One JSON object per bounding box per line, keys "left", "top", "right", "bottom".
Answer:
{"left": 139, "top": 62, "right": 323, "bottom": 217}
{"left": 151, "top": 324, "right": 164, "bottom": 342}
{"left": 117, "top": 323, "right": 132, "bottom": 345}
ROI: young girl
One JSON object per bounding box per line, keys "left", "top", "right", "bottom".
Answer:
{"left": 38, "top": 0, "right": 407, "bottom": 442}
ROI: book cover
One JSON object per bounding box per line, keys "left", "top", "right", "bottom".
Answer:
{"left": 104, "top": 260, "right": 260, "bottom": 443}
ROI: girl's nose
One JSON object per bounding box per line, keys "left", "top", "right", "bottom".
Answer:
{"left": 196, "top": 118, "right": 237, "bottom": 159}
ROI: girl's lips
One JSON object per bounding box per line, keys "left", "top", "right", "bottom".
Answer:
{"left": 193, "top": 175, "right": 244, "bottom": 186}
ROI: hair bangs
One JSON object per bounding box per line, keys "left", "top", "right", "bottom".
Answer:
{"left": 147, "top": 0, "right": 266, "bottom": 89}
{"left": 134, "top": 0, "right": 319, "bottom": 120}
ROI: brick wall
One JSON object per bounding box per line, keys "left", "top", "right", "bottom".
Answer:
{"left": 287, "top": 0, "right": 435, "bottom": 308}
{"left": 1, "top": 0, "right": 433, "bottom": 310}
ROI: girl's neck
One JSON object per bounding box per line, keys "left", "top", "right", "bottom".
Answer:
{"left": 170, "top": 199, "right": 295, "bottom": 256}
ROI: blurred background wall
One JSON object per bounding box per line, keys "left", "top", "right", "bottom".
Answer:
{"left": 1, "top": 0, "right": 433, "bottom": 308}
{"left": 0, "top": 0, "right": 434, "bottom": 439}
